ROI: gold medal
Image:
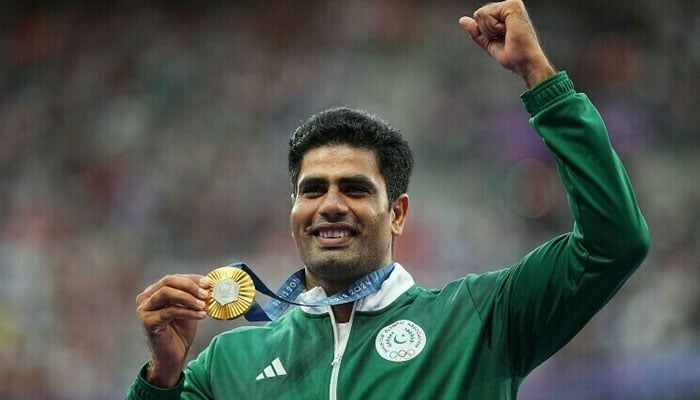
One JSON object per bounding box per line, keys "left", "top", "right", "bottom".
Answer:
{"left": 206, "top": 266, "right": 255, "bottom": 320}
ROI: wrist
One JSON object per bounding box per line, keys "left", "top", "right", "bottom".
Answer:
{"left": 519, "top": 61, "right": 556, "bottom": 89}
{"left": 146, "top": 361, "right": 183, "bottom": 388}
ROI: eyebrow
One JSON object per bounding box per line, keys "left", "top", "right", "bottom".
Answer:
{"left": 337, "top": 175, "right": 378, "bottom": 191}
{"left": 296, "top": 176, "right": 327, "bottom": 190}
{"left": 296, "top": 175, "right": 378, "bottom": 191}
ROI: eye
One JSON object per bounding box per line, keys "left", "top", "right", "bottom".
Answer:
{"left": 344, "top": 184, "right": 370, "bottom": 196}
{"left": 299, "top": 185, "right": 326, "bottom": 198}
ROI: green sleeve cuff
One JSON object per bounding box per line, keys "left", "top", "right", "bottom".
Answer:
{"left": 520, "top": 71, "right": 576, "bottom": 116}
{"left": 126, "top": 363, "right": 184, "bottom": 400}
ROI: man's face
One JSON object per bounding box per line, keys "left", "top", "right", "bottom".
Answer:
{"left": 290, "top": 144, "right": 408, "bottom": 291}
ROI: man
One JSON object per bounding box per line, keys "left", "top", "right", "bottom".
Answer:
{"left": 127, "top": 1, "right": 650, "bottom": 398}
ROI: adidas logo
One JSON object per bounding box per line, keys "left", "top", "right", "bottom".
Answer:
{"left": 256, "top": 357, "right": 287, "bottom": 381}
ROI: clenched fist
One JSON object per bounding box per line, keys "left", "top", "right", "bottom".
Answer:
{"left": 136, "top": 274, "right": 210, "bottom": 388}
{"left": 460, "top": 0, "right": 555, "bottom": 87}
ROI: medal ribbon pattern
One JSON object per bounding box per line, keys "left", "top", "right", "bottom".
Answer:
{"left": 207, "top": 261, "right": 395, "bottom": 322}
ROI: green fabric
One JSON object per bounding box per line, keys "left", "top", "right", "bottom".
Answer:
{"left": 126, "top": 71, "right": 649, "bottom": 400}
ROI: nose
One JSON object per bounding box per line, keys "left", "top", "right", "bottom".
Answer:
{"left": 318, "top": 187, "right": 348, "bottom": 220}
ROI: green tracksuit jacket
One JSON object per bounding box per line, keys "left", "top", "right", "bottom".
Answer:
{"left": 126, "top": 72, "right": 650, "bottom": 400}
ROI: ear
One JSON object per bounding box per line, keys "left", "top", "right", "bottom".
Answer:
{"left": 390, "top": 194, "right": 409, "bottom": 236}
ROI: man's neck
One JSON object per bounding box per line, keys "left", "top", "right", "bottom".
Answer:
{"left": 304, "top": 271, "right": 350, "bottom": 295}
{"left": 331, "top": 303, "right": 354, "bottom": 323}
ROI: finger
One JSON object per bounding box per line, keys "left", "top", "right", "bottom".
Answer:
{"left": 474, "top": 10, "right": 505, "bottom": 41}
{"left": 459, "top": 16, "right": 490, "bottom": 51}
{"left": 138, "top": 274, "right": 209, "bottom": 303}
{"left": 459, "top": 16, "right": 480, "bottom": 41}
{"left": 141, "top": 285, "right": 208, "bottom": 313}
{"left": 141, "top": 306, "right": 207, "bottom": 331}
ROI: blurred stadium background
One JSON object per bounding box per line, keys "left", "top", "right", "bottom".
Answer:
{"left": 1, "top": 1, "right": 698, "bottom": 399}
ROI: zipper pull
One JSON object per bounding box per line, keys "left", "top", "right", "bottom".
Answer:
{"left": 331, "top": 353, "right": 342, "bottom": 367}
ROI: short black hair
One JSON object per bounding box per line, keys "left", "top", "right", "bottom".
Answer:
{"left": 288, "top": 107, "right": 413, "bottom": 206}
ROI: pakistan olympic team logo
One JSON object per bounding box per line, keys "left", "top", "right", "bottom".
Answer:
{"left": 375, "top": 319, "right": 426, "bottom": 362}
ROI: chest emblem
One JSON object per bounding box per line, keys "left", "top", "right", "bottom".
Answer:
{"left": 375, "top": 319, "right": 426, "bottom": 362}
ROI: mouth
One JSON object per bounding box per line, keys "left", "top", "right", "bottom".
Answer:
{"left": 310, "top": 225, "right": 357, "bottom": 247}
{"left": 317, "top": 228, "right": 353, "bottom": 239}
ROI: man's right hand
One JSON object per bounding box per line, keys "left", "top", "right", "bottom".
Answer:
{"left": 135, "top": 274, "right": 210, "bottom": 388}
{"left": 459, "top": 0, "right": 555, "bottom": 88}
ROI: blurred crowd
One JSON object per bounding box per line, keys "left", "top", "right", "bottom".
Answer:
{"left": 0, "top": 1, "right": 698, "bottom": 399}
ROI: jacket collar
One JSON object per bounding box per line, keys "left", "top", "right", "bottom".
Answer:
{"left": 297, "top": 262, "right": 415, "bottom": 315}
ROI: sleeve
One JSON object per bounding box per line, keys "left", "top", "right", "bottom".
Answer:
{"left": 125, "top": 338, "right": 217, "bottom": 400}
{"left": 478, "top": 71, "right": 650, "bottom": 376}
{"left": 124, "top": 364, "right": 185, "bottom": 400}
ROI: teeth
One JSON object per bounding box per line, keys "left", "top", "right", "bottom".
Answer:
{"left": 319, "top": 229, "right": 350, "bottom": 239}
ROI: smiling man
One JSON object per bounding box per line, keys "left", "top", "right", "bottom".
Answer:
{"left": 287, "top": 111, "right": 411, "bottom": 321}
{"left": 127, "top": 1, "right": 649, "bottom": 399}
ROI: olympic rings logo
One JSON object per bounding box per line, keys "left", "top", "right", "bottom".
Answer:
{"left": 389, "top": 349, "right": 416, "bottom": 359}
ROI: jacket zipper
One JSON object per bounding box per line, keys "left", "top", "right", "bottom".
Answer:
{"left": 328, "top": 307, "right": 355, "bottom": 400}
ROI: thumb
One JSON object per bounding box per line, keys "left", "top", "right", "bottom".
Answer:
{"left": 459, "top": 16, "right": 488, "bottom": 50}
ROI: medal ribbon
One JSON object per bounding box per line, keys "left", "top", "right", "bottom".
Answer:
{"left": 229, "top": 262, "right": 395, "bottom": 322}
